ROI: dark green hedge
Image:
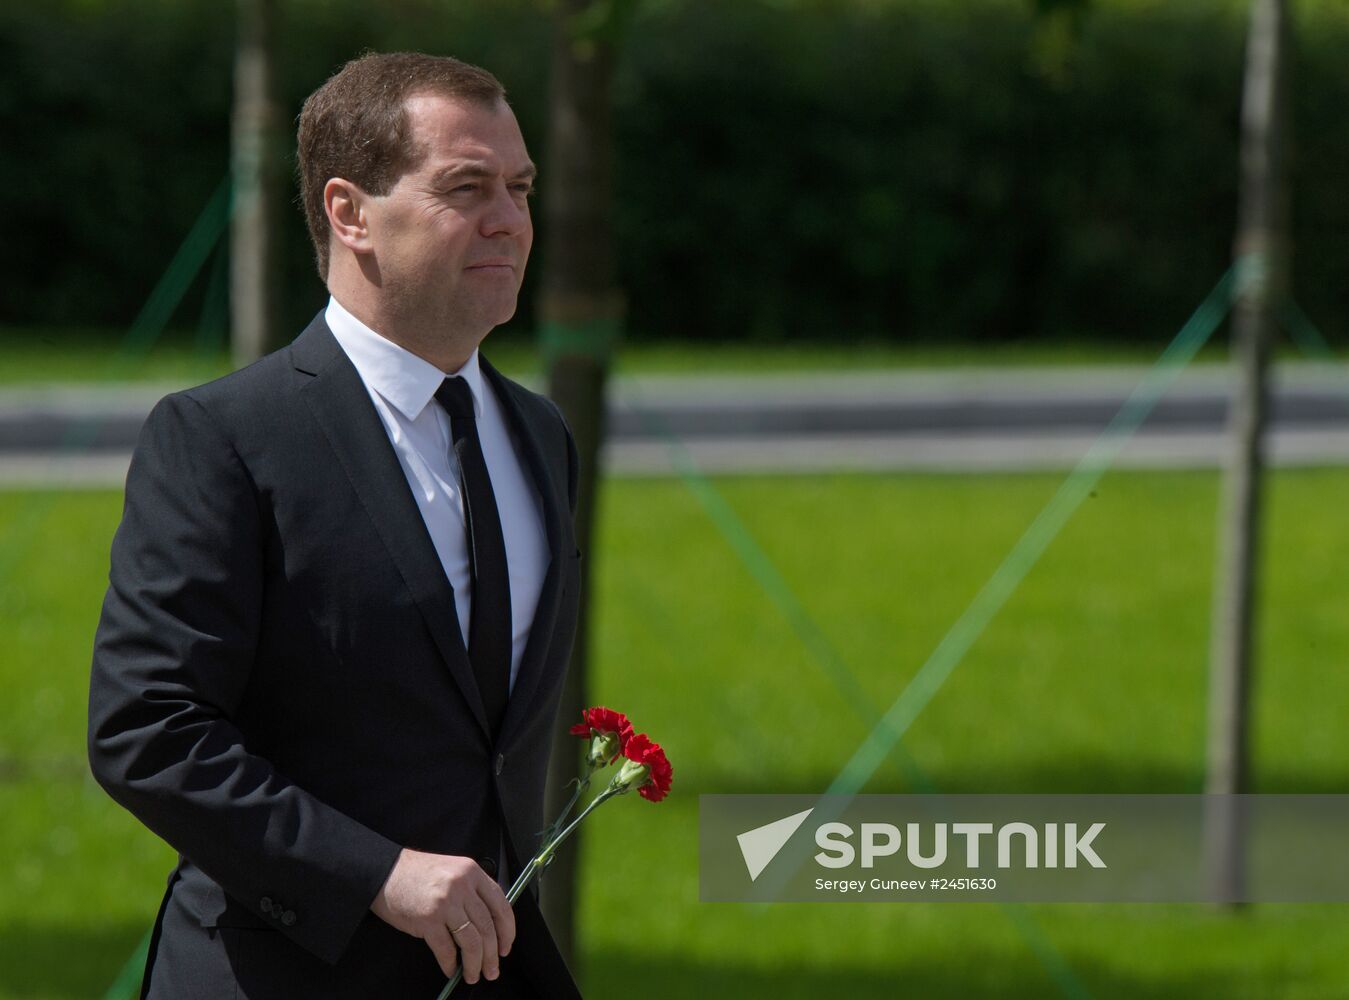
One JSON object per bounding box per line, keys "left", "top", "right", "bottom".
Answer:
{"left": 1, "top": 0, "right": 1345, "bottom": 345}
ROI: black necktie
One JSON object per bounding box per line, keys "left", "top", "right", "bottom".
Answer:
{"left": 434, "top": 376, "right": 511, "bottom": 738}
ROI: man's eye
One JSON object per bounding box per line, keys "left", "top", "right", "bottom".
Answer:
{"left": 452, "top": 183, "right": 479, "bottom": 194}
{"left": 511, "top": 184, "right": 535, "bottom": 197}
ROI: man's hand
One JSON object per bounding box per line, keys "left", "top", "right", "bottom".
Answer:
{"left": 370, "top": 848, "right": 515, "bottom": 984}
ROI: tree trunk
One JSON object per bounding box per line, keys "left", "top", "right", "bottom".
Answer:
{"left": 538, "top": 0, "right": 626, "bottom": 970}
{"left": 230, "top": 0, "right": 283, "bottom": 366}
{"left": 1204, "top": 0, "right": 1291, "bottom": 906}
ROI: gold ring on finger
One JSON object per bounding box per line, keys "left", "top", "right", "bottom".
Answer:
{"left": 451, "top": 919, "right": 472, "bottom": 936}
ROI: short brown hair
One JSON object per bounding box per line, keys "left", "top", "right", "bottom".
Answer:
{"left": 296, "top": 51, "right": 506, "bottom": 281}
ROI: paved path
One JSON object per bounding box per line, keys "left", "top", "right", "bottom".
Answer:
{"left": 3, "top": 363, "right": 1349, "bottom": 487}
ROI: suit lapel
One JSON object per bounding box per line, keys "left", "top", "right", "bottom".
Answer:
{"left": 291, "top": 316, "right": 492, "bottom": 741}
{"left": 480, "top": 357, "right": 569, "bottom": 749}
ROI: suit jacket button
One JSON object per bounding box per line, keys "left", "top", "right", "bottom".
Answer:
{"left": 494, "top": 753, "right": 505, "bottom": 775}
{"left": 478, "top": 856, "right": 498, "bottom": 878}
{"left": 281, "top": 910, "right": 297, "bottom": 926}
{"left": 260, "top": 896, "right": 274, "bottom": 915}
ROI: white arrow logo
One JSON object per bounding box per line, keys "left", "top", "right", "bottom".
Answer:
{"left": 736, "top": 808, "right": 815, "bottom": 881}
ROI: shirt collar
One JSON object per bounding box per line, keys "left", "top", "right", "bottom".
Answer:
{"left": 325, "top": 295, "right": 485, "bottom": 421}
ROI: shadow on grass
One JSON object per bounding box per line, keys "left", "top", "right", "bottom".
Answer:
{"left": 0, "top": 920, "right": 1319, "bottom": 999}
{"left": 579, "top": 948, "right": 1289, "bottom": 1000}
{"left": 0, "top": 921, "right": 146, "bottom": 1000}
{"left": 691, "top": 757, "right": 1349, "bottom": 796}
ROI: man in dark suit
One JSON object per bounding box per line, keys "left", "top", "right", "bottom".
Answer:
{"left": 88, "top": 52, "right": 583, "bottom": 998}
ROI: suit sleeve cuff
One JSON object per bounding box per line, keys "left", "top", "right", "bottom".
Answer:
{"left": 289, "top": 829, "right": 404, "bottom": 965}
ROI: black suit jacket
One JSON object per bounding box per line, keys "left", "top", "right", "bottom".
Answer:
{"left": 88, "top": 314, "right": 584, "bottom": 998}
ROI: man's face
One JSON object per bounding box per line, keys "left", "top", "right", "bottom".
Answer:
{"left": 363, "top": 93, "right": 535, "bottom": 341}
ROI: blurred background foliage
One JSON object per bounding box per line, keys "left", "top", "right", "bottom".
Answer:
{"left": 1, "top": 0, "right": 1346, "bottom": 345}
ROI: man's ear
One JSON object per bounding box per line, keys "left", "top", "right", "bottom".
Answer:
{"left": 324, "top": 178, "right": 373, "bottom": 255}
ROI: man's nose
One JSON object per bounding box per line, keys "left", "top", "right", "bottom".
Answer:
{"left": 480, "top": 183, "right": 529, "bottom": 237}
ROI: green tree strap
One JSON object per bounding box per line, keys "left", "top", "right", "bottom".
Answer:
{"left": 0, "top": 174, "right": 232, "bottom": 584}
{"left": 100, "top": 928, "right": 150, "bottom": 1000}
{"left": 118, "top": 174, "right": 232, "bottom": 365}
{"left": 1280, "top": 298, "right": 1334, "bottom": 360}
{"left": 825, "top": 268, "right": 1236, "bottom": 805}
{"left": 735, "top": 270, "right": 1236, "bottom": 1000}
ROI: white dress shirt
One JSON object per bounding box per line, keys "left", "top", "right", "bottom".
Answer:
{"left": 325, "top": 295, "right": 549, "bottom": 693}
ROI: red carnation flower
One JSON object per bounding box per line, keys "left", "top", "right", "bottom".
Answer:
{"left": 570, "top": 706, "right": 636, "bottom": 769}
{"left": 441, "top": 710, "right": 670, "bottom": 995}
{"left": 569, "top": 706, "right": 634, "bottom": 745}
{"left": 620, "top": 732, "right": 674, "bottom": 803}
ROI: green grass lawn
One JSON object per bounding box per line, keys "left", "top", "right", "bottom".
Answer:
{"left": 0, "top": 325, "right": 1288, "bottom": 385}
{"left": 2, "top": 469, "right": 1347, "bottom": 998}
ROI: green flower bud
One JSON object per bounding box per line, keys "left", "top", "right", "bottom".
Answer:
{"left": 612, "top": 758, "right": 651, "bottom": 794}
{"left": 587, "top": 730, "right": 621, "bottom": 768}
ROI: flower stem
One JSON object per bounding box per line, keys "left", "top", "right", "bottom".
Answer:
{"left": 532, "top": 786, "right": 621, "bottom": 875}
{"left": 436, "top": 968, "right": 462, "bottom": 998}
{"left": 539, "top": 772, "right": 592, "bottom": 844}
{"left": 435, "top": 786, "right": 624, "bottom": 999}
